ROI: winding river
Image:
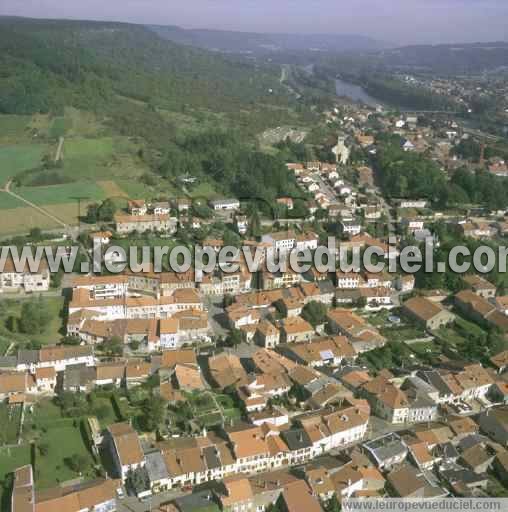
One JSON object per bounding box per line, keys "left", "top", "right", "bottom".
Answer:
{"left": 335, "top": 78, "right": 381, "bottom": 107}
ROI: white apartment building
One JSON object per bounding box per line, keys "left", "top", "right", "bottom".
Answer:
{"left": 0, "top": 258, "right": 50, "bottom": 293}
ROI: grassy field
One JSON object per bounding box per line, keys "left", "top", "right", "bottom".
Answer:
{"left": 0, "top": 144, "right": 48, "bottom": 186}
{"left": 22, "top": 400, "right": 96, "bottom": 489}
{"left": 380, "top": 325, "right": 428, "bottom": 343}
{"left": 436, "top": 316, "right": 487, "bottom": 349}
{"left": 0, "top": 444, "right": 31, "bottom": 508}
{"left": 0, "top": 115, "right": 31, "bottom": 142}
{"left": 185, "top": 391, "right": 242, "bottom": 428}
{"left": 0, "top": 206, "right": 61, "bottom": 236}
{"left": 59, "top": 137, "right": 115, "bottom": 178}
{"left": 0, "top": 403, "right": 22, "bottom": 446}
{"left": 113, "top": 178, "right": 160, "bottom": 199}
{"left": 0, "top": 297, "right": 65, "bottom": 347}
{"left": 15, "top": 182, "right": 107, "bottom": 206}
{"left": 42, "top": 202, "right": 92, "bottom": 225}
{"left": 98, "top": 180, "right": 128, "bottom": 198}
{"left": 49, "top": 116, "right": 73, "bottom": 139}
{"left": 409, "top": 341, "right": 441, "bottom": 361}
{"left": 27, "top": 109, "right": 105, "bottom": 140}
{"left": 34, "top": 423, "right": 96, "bottom": 488}
{"left": 0, "top": 191, "right": 27, "bottom": 209}
{"left": 90, "top": 396, "right": 121, "bottom": 430}
{"left": 158, "top": 108, "right": 229, "bottom": 135}
{"left": 0, "top": 334, "right": 11, "bottom": 356}
{"left": 188, "top": 181, "right": 220, "bottom": 200}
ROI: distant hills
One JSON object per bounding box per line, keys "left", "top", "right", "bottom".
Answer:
{"left": 149, "top": 25, "right": 508, "bottom": 74}
{"left": 149, "top": 25, "right": 388, "bottom": 54}
{"left": 0, "top": 16, "right": 302, "bottom": 143}
{"left": 376, "top": 42, "right": 508, "bottom": 74}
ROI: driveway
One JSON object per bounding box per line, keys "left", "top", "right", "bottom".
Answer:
{"left": 203, "top": 295, "right": 229, "bottom": 338}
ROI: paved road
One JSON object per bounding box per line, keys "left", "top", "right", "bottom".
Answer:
{"left": 0, "top": 289, "right": 63, "bottom": 301}
{"left": 55, "top": 136, "right": 65, "bottom": 162}
{"left": 280, "top": 64, "right": 302, "bottom": 100}
{"left": 204, "top": 296, "right": 229, "bottom": 338}
{"left": 116, "top": 412, "right": 421, "bottom": 512}
{"left": 117, "top": 487, "right": 189, "bottom": 512}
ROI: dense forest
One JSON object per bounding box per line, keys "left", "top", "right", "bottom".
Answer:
{"left": 158, "top": 130, "right": 303, "bottom": 208}
{"left": 374, "top": 140, "right": 447, "bottom": 201}
{"left": 0, "top": 17, "right": 303, "bottom": 142}
{"left": 375, "top": 140, "right": 508, "bottom": 210}
{"left": 361, "top": 75, "right": 461, "bottom": 112}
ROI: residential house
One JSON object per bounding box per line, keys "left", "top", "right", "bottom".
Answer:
{"left": 491, "top": 350, "right": 508, "bottom": 374}
{"left": 89, "top": 230, "right": 112, "bottom": 245}
{"left": 455, "top": 290, "right": 508, "bottom": 333}
{"left": 281, "top": 337, "right": 356, "bottom": 368}
{"left": 296, "top": 400, "right": 370, "bottom": 456}
{"left": 335, "top": 272, "right": 362, "bottom": 290}
{"left": 72, "top": 274, "right": 129, "bottom": 301}
{"left": 327, "top": 309, "right": 386, "bottom": 353}
{"left": 261, "top": 231, "right": 297, "bottom": 255}
{"left": 115, "top": 214, "right": 177, "bottom": 235}
{"left": 387, "top": 463, "right": 446, "bottom": 498}
{"left": 0, "top": 256, "right": 50, "bottom": 293}
{"left": 208, "top": 353, "right": 248, "bottom": 390}
{"left": 363, "top": 434, "right": 408, "bottom": 470}
{"left": 280, "top": 317, "right": 314, "bottom": 344}
{"left": 403, "top": 296, "right": 455, "bottom": 330}
{"left": 463, "top": 274, "right": 496, "bottom": 299}
{"left": 255, "top": 321, "right": 281, "bottom": 349}
{"left": 210, "top": 199, "right": 240, "bottom": 211}
{"left": 11, "top": 464, "right": 119, "bottom": 512}
{"left": 217, "top": 478, "right": 255, "bottom": 512}
{"left": 304, "top": 467, "right": 335, "bottom": 502}
{"left": 151, "top": 201, "right": 171, "bottom": 215}
{"left": 128, "top": 199, "right": 148, "bottom": 216}
{"left": 107, "top": 422, "right": 146, "bottom": 482}
{"left": 459, "top": 221, "right": 496, "bottom": 240}
{"left": 478, "top": 407, "right": 508, "bottom": 447}
{"left": 125, "top": 360, "right": 151, "bottom": 388}
{"left": 280, "top": 480, "right": 323, "bottom": 512}
{"left": 173, "top": 364, "right": 206, "bottom": 392}
{"left": 277, "top": 197, "right": 294, "bottom": 211}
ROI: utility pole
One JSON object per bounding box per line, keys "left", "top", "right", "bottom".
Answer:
{"left": 71, "top": 196, "right": 90, "bottom": 239}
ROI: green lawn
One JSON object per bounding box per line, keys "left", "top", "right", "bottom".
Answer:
{"left": 0, "top": 144, "right": 48, "bottom": 185}
{"left": 27, "top": 399, "right": 63, "bottom": 430}
{"left": 365, "top": 310, "right": 391, "bottom": 327}
{"left": 188, "top": 181, "right": 219, "bottom": 200}
{"left": 188, "top": 392, "right": 218, "bottom": 415}
{"left": 380, "top": 325, "right": 427, "bottom": 343}
{"left": 0, "top": 444, "right": 31, "bottom": 509}
{"left": 0, "top": 403, "right": 22, "bottom": 445}
{"left": 200, "top": 412, "right": 223, "bottom": 428}
{"left": 113, "top": 178, "right": 154, "bottom": 199}
{"left": 185, "top": 391, "right": 242, "bottom": 429}
{"left": 0, "top": 334, "right": 12, "bottom": 356}
{"left": 60, "top": 137, "right": 115, "bottom": 177}
{"left": 435, "top": 327, "right": 466, "bottom": 348}
{"left": 90, "top": 396, "right": 121, "bottom": 429}
{"left": 57, "top": 136, "right": 147, "bottom": 182}
{"left": 409, "top": 341, "right": 442, "bottom": 363}
{"left": 436, "top": 316, "right": 487, "bottom": 349}
{"left": 0, "top": 191, "right": 26, "bottom": 210}
{"left": 0, "top": 115, "right": 31, "bottom": 139}
{"left": 34, "top": 423, "right": 96, "bottom": 489}
{"left": 15, "top": 182, "right": 107, "bottom": 206}
{"left": 0, "top": 297, "right": 65, "bottom": 348}
{"left": 49, "top": 117, "right": 72, "bottom": 139}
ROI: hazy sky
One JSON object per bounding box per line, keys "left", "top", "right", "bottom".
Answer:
{"left": 1, "top": 0, "right": 507, "bottom": 44}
